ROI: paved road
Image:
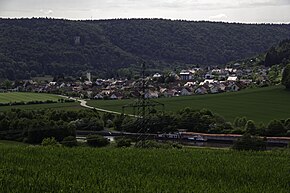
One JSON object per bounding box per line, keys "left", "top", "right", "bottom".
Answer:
{"left": 59, "top": 95, "right": 139, "bottom": 117}
{"left": 79, "top": 99, "right": 121, "bottom": 114}
{"left": 78, "top": 99, "right": 140, "bottom": 117}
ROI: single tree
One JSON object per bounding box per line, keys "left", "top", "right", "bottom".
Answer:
{"left": 245, "top": 120, "right": 257, "bottom": 135}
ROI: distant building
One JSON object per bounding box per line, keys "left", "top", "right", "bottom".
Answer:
{"left": 86, "top": 72, "right": 91, "bottom": 82}
{"left": 204, "top": 73, "right": 214, "bottom": 79}
{"left": 180, "top": 70, "right": 192, "bottom": 80}
{"left": 227, "top": 76, "right": 238, "bottom": 82}
{"left": 74, "top": 36, "right": 81, "bottom": 45}
{"left": 153, "top": 73, "right": 162, "bottom": 78}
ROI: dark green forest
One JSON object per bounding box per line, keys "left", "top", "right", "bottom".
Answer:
{"left": 1, "top": 18, "right": 290, "bottom": 80}
{"left": 265, "top": 39, "right": 290, "bottom": 67}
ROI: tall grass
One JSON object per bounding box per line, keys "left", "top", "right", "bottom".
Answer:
{"left": 0, "top": 145, "right": 289, "bottom": 192}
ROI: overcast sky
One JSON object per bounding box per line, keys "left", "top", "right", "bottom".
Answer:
{"left": 0, "top": 0, "right": 290, "bottom": 23}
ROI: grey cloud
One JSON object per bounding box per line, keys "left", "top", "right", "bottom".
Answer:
{"left": 0, "top": 0, "right": 290, "bottom": 23}
{"left": 2, "top": 1, "right": 290, "bottom": 12}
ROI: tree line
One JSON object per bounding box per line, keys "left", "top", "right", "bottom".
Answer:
{"left": 0, "top": 108, "right": 289, "bottom": 144}
{"left": 114, "top": 108, "right": 290, "bottom": 137}
{"left": 0, "top": 109, "right": 103, "bottom": 143}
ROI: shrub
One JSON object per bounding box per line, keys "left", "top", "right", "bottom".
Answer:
{"left": 41, "top": 137, "right": 59, "bottom": 147}
{"left": 230, "top": 128, "right": 245, "bottom": 134}
{"left": 286, "top": 130, "right": 290, "bottom": 137}
{"left": 245, "top": 120, "right": 257, "bottom": 135}
{"left": 232, "top": 134, "right": 266, "bottom": 151}
{"left": 115, "top": 137, "right": 132, "bottom": 148}
{"left": 135, "top": 140, "right": 182, "bottom": 149}
{"left": 61, "top": 136, "right": 77, "bottom": 147}
{"left": 86, "top": 135, "right": 109, "bottom": 147}
{"left": 266, "top": 120, "right": 287, "bottom": 136}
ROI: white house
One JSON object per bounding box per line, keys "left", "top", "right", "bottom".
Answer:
{"left": 153, "top": 73, "right": 162, "bottom": 78}
{"left": 227, "top": 76, "right": 238, "bottom": 81}
{"left": 49, "top": 82, "right": 57, "bottom": 86}
{"left": 180, "top": 70, "right": 193, "bottom": 80}
{"left": 184, "top": 82, "right": 195, "bottom": 87}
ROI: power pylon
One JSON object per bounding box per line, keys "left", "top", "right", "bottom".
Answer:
{"left": 122, "top": 62, "right": 164, "bottom": 138}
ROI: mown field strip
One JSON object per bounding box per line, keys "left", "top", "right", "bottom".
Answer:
{"left": 0, "top": 92, "right": 62, "bottom": 103}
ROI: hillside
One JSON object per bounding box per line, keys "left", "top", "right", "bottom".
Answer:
{"left": 265, "top": 39, "right": 290, "bottom": 66}
{"left": 238, "top": 39, "right": 290, "bottom": 67}
{"left": 1, "top": 18, "right": 290, "bottom": 80}
{"left": 87, "top": 86, "right": 290, "bottom": 123}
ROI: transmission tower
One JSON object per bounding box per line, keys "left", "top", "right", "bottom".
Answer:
{"left": 122, "top": 62, "right": 164, "bottom": 139}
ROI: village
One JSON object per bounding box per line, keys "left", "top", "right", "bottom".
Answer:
{"left": 0, "top": 63, "right": 275, "bottom": 100}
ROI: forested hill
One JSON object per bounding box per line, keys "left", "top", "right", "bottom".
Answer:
{"left": 1, "top": 18, "right": 290, "bottom": 80}
{"left": 265, "top": 39, "right": 290, "bottom": 67}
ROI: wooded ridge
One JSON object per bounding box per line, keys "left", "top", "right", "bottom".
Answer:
{"left": 0, "top": 18, "right": 290, "bottom": 80}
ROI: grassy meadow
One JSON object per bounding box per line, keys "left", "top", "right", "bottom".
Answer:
{"left": 88, "top": 86, "right": 290, "bottom": 123}
{"left": 0, "top": 92, "right": 62, "bottom": 103}
{"left": 0, "top": 102, "right": 83, "bottom": 112}
{"left": 0, "top": 144, "right": 289, "bottom": 193}
{"left": 0, "top": 92, "right": 84, "bottom": 112}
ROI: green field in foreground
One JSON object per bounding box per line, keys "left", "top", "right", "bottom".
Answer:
{"left": 0, "top": 145, "right": 288, "bottom": 193}
{"left": 0, "top": 92, "right": 62, "bottom": 103}
{"left": 88, "top": 86, "right": 290, "bottom": 123}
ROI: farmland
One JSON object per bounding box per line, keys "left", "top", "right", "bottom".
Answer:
{"left": 0, "top": 92, "right": 85, "bottom": 111}
{"left": 87, "top": 86, "right": 290, "bottom": 123}
{"left": 0, "top": 144, "right": 289, "bottom": 193}
{"left": 0, "top": 102, "right": 83, "bottom": 112}
{"left": 0, "top": 92, "right": 62, "bottom": 103}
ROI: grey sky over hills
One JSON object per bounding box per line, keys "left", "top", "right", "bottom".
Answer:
{"left": 0, "top": 0, "right": 290, "bottom": 23}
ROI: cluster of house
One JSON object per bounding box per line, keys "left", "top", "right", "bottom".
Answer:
{"left": 0, "top": 64, "right": 272, "bottom": 100}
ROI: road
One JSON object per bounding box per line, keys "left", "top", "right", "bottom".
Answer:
{"left": 79, "top": 99, "right": 121, "bottom": 114}
{"left": 59, "top": 95, "right": 140, "bottom": 117}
